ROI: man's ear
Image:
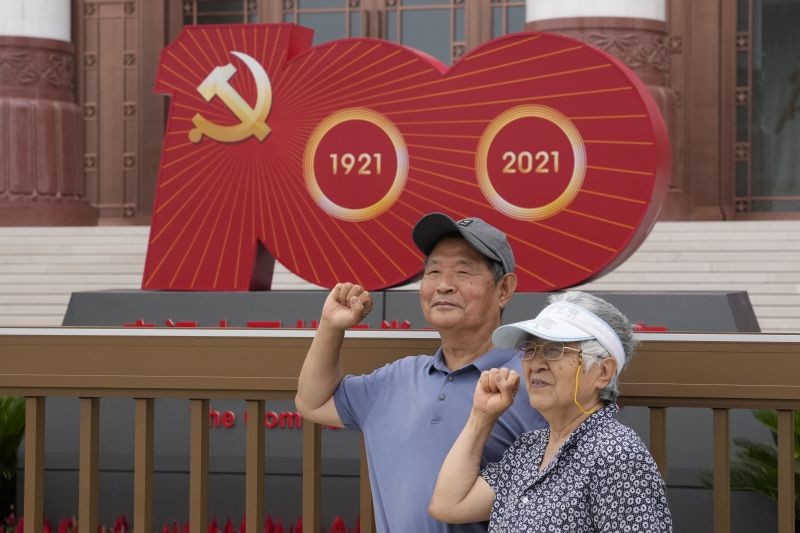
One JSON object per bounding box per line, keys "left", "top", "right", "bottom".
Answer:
{"left": 497, "top": 272, "right": 517, "bottom": 309}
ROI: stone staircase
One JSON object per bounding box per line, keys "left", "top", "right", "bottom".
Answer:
{"left": 1, "top": 221, "right": 799, "bottom": 332}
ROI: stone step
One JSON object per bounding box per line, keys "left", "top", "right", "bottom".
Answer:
{"left": 1, "top": 221, "right": 799, "bottom": 332}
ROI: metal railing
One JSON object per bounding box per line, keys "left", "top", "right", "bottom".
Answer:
{"left": 0, "top": 329, "right": 798, "bottom": 533}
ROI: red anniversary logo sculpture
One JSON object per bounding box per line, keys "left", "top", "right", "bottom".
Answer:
{"left": 143, "top": 24, "right": 669, "bottom": 292}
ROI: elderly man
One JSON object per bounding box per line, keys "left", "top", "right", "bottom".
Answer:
{"left": 295, "top": 212, "right": 545, "bottom": 532}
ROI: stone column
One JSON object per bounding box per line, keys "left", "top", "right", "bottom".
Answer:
{"left": 0, "top": 0, "right": 95, "bottom": 225}
{"left": 526, "top": 0, "right": 689, "bottom": 220}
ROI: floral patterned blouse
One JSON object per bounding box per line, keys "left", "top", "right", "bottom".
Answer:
{"left": 480, "top": 404, "right": 672, "bottom": 532}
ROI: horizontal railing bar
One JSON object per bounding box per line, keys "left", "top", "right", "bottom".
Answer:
{"left": 0, "top": 328, "right": 799, "bottom": 343}
{"left": 0, "top": 390, "right": 296, "bottom": 401}
{"left": 622, "top": 398, "right": 800, "bottom": 409}
{"left": 622, "top": 384, "right": 800, "bottom": 399}
{"left": 0, "top": 376, "right": 302, "bottom": 388}
{"left": 0, "top": 327, "right": 442, "bottom": 339}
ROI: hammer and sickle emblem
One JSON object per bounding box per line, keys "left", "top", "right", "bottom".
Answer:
{"left": 189, "top": 51, "right": 272, "bottom": 144}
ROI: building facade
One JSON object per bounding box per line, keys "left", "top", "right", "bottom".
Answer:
{"left": 0, "top": 0, "right": 798, "bottom": 225}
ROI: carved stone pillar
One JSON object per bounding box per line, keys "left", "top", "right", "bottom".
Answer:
{"left": 0, "top": 3, "right": 95, "bottom": 225}
{"left": 525, "top": 0, "right": 690, "bottom": 220}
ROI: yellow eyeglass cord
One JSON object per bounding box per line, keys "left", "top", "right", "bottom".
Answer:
{"left": 573, "top": 360, "right": 599, "bottom": 416}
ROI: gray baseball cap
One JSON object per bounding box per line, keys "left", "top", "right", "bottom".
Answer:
{"left": 412, "top": 212, "right": 515, "bottom": 274}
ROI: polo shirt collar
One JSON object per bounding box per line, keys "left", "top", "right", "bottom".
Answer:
{"left": 428, "top": 346, "right": 517, "bottom": 374}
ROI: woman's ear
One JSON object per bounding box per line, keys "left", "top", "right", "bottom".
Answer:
{"left": 594, "top": 357, "right": 617, "bottom": 389}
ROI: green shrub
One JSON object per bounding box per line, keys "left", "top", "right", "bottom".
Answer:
{"left": 0, "top": 397, "right": 24, "bottom": 482}
{"left": 700, "top": 409, "right": 800, "bottom": 519}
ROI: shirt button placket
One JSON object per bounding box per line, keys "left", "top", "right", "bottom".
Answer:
{"left": 441, "top": 373, "right": 455, "bottom": 400}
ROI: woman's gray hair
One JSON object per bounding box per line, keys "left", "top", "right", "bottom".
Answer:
{"left": 548, "top": 291, "right": 638, "bottom": 403}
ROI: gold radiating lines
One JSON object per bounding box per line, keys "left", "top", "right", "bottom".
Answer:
{"left": 402, "top": 190, "right": 469, "bottom": 221}
{"left": 352, "top": 222, "right": 405, "bottom": 278}
{"left": 393, "top": 119, "right": 490, "bottom": 126}
{"left": 507, "top": 234, "right": 591, "bottom": 275}
{"left": 284, "top": 43, "right": 386, "bottom": 112}
{"left": 146, "top": 148, "right": 233, "bottom": 285}
{"left": 160, "top": 143, "right": 225, "bottom": 187}
{"left": 393, "top": 199, "right": 426, "bottom": 219}
{"left": 409, "top": 166, "right": 479, "bottom": 188}
{"left": 280, "top": 142, "right": 398, "bottom": 283}
{"left": 369, "top": 64, "right": 612, "bottom": 109}
{"left": 253, "top": 151, "right": 272, "bottom": 253}
{"left": 280, "top": 44, "right": 340, "bottom": 104}
{"left": 564, "top": 208, "right": 634, "bottom": 230}
{"left": 233, "top": 152, "right": 255, "bottom": 287}
{"left": 166, "top": 156, "right": 234, "bottom": 286}
{"left": 279, "top": 140, "right": 416, "bottom": 280}
{"left": 464, "top": 34, "right": 542, "bottom": 61}
{"left": 264, "top": 141, "right": 350, "bottom": 282}
{"left": 407, "top": 144, "right": 474, "bottom": 155}
{"left": 192, "top": 165, "right": 239, "bottom": 287}
{"left": 213, "top": 153, "right": 247, "bottom": 287}
{"left": 533, "top": 222, "right": 616, "bottom": 253}
{"left": 186, "top": 30, "right": 215, "bottom": 73}
{"left": 177, "top": 40, "right": 209, "bottom": 76}
{"left": 265, "top": 26, "right": 284, "bottom": 76}
{"left": 211, "top": 28, "right": 227, "bottom": 65}
{"left": 351, "top": 44, "right": 585, "bottom": 107}
{"left": 171, "top": 101, "right": 230, "bottom": 122}
{"left": 404, "top": 133, "right": 480, "bottom": 140}
{"left": 291, "top": 50, "right": 405, "bottom": 112}
{"left": 262, "top": 151, "right": 326, "bottom": 284}
{"left": 405, "top": 178, "right": 486, "bottom": 209}
{"left": 262, "top": 152, "right": 300, "bottom": 275}
{"left": 584, "top": 139, "right": 653, "bottom": 146}
{"left": 165, "top": 50, "right": 199, "bottom": 86}
{"left": 155, "top": 146, "right": 232, "bottom": 224}
{"left": 586, "top": 164, "right": 653, "bottom": 177}
{"left": 160, "top": 143, "right": 224, "bottom": 183}
{"left": 581, "top": 189, "right": 646, "bottom": 205}
{"left": 155, "top": 147, "right": 233, "bottom": 243}
{"left": 374, "top": 215, "right": 421, "bottom": 259}
{"left": 296, "top": 66, "right": 432, "bottom": 118}
{"left": 412, "top": 154, "right": 475, "bottom": 172}
{"left": 276, "top": 46, "right": 324, "bottom": 95}
{"left": 516, "top": 264, "right": 556, "bottom": 288}
{"left": 385, "top": 86, "right": 632, "bottom": 116}
{"left": 567, "top": 114, "right": 646, "bottom": 121}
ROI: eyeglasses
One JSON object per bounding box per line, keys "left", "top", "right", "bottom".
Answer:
{"left": 515, "top": 340, "right": 582, "bottom": 361}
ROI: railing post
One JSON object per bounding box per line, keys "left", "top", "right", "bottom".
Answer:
{"left": 648, "top": 407, "right": 667, "bottom": 479}
{"left": 712, "top": 408, "right": 730, "bottom": 533}
{"left": 190, "top": 399, "right": 209, "bottom": 533}
{"left": 359, "top": 436, "right": 375, "bottom": 533}
{"left": 24, "top": 397, "right": 45, "bottom": 533}
{"left": 302, "top": 422, "right": 321, "bottom": 533}
{"left": 777, "top": 410, "right": 795, "bottom": 533}
{"left": 78, "top": 398, "right": 100, "bottom": 533}
{"left": 134, "top": 398, "right": 154, "bottom": 533}
{"left": 245, "top": 400, "right": 265, "bottom": 533}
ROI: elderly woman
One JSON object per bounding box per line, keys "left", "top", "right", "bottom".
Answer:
{"left": 429, "top": 291, "right": 672, "bottom": 532}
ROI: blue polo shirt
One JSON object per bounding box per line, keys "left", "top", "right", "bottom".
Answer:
{"left": 333, "top": 347, "right": 546, "bottom": 533}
